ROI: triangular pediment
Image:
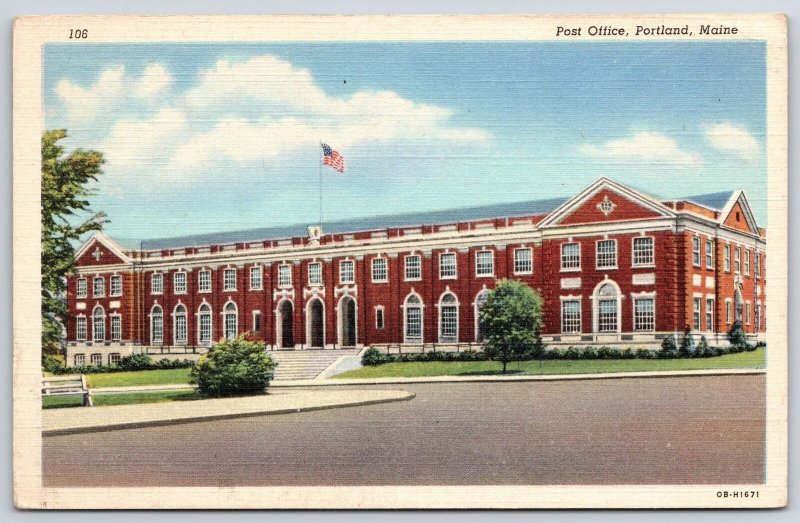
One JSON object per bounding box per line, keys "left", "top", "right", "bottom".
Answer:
{"left": 720, "top": 191, "right": 760, "bottom": 235}
{"left": 538, "top": 178, "right": 674, "bottom": 228}
{"left": 74, "top": 233, "right": 132, "bottom": 267}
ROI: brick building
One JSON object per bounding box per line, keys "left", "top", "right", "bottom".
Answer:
{"left": 64, "top": 178, "right": 766, "bottom": 366}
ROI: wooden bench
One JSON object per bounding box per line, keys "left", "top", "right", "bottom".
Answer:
{"left": 42, "top": 375, "right": 92, "bottom": 407}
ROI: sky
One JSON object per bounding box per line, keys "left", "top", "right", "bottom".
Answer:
{"left": 43, "top": 42, "right": 767, "bottom": 241}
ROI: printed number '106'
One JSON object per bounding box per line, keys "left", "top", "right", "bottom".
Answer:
{"left": 69, "top": 29, "right": 88, "bottom": 39}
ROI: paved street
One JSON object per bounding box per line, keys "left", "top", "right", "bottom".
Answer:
{"left": 43, "top": 375, "right": 765, "bottom": 486}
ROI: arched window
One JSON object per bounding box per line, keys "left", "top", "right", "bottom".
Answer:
{"left": 475, "top": 290, "right": 490, "bottom": 342}
{"left": 150, "top": 305, "right": 163, "bottom": 345}
{"left": 92, "top": 305, "right": 105, "bottom": 342}
{"left": 439, "top": 293, "right": 459, "bottom": 343}
{"left": 198, "top": 303, "right": 212, "bottom": 345}
{"left": 224, "top": 302, "right": 238, "bottom": 340}
{"left": 174, "top": 304, "right": 187, "bottom": 345}
{"left": 404, "top": 293, "right": 423, "bottom": 344}
{"left": 595, "top": 283, "right": 619, "bottom": 333}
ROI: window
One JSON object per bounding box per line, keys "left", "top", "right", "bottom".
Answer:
{"left": 308, "top": 262, "right": 323, "bottom": 285}
{"left": 375, "top": 307, "right": 385, "bottom": 330}
{"left": 724, "top": 244, "right": 731, "bottom": 272}
{"left": 174, "top": 272, "right": 187, "bottom": 294}
{"left": 633, "top": 297, "right": 655, "bottom": 332}
{"left": 109, "top": 353, "right": 121, "bottom": 366}
{"left": 476, "top": 250, "right": 494, "bottom": 276}
{"left": 74, "top": 354, "right": 85, "bottom": 366}
{"left": 597, "top": 284, "right": 618, "bottom": 332}
{"left": 561, "top": 242, "right": 581, "bottom": 270}
{"left": 198, "top": 270, "right": 211, "bottom": 292}
{"left": 439, "top": 293, "right": 458, "bottom": 342}
{"left": 253, "top": 311, "right": 261, "bottom": 333}
{"left": 596, "top": 239, "right": 617, "bottom": 269}
{"left": 174, "top": 305, "right": 187, "bottom": 344}
{"left": 91, "top": 353, "right": 102, "bottom": 366}
{"left": 755, "top": 303, "right": 762, "bottom": 331}
{"left": 250, "top": 266, "right": 262, "bottom": 290}
{"left": 561, "top": 299, "right": 581, "bottom": 334}
{"left": 754, "top": 252, "right": 761, "bottom": 278}
{"left": 76, "top": 317, "right": 87, "bottom": 341}
{"left": 404, "top": 294, "right": 423, "bottom": 343}
{"left": 514, "top": 248, "right": 533, "bottom": 274}
{"left": 706, "top": 240, "right": 714, "bottom": 270}
{"left": 340, "top": 260, "right": 355, "bottom": 284}
{"left": 111, "top": 315, "right": 121, "bottom": 341}
{"left": 93, "top": 276, "right": 105, "bottom": 297}
{"left": 475, "top": 290, "right": 489, "bottom": 342}
{"left": 278, "top": 265, "right": 292, "bottom": 287}
{"left": 405, "top": 255, "right": 421, "bottom": 281}
{"left": 151, "top": 305, "right": 163, "bottom": 344}
{"left": 693, "top": 298, "right": 701, "bottom": 330}
{"left": 223, "top": 268, "right": 237, "bottom": 291}
{"left": 151, "top": 273, "right": 163, "bottom": 295}
{"left": 371, "top": 258, "right": 388, "bottom": 283}
{"left": 735, "top": 247, "right": 741, "bottom": 274}
{"left": 705, "top": 298, "right": 714, "bottom": 331}
{"left": 439, "top": 253, "right": 457, "bottom": 279}
{"left": 110, "top": 275, "right": 122, "bottom": 297}
{"left": 726, "top": 300, "right": 732, "bottom": 324}
{"left": 744, "top": 249, "right": 751, "bottom": 275}
{"left": 93, "top": 306, "right": 105, "bottom": 342}
{"left": 632, "top": 237, "right": 654, "bottom": 267}
{"left": 198, "top": 304, "right": 212, "bottom": 345}
{"left": 745, "top": 302, "right": 751, "bottom": 325}
{"left": 224, "top": 302, "right": 238, "bottom": 340}
{"left": 692, "top": 237, "right": 701, "bottom": 267}
{"left": 76, "top": 278, "right": 87, "bottom": 298}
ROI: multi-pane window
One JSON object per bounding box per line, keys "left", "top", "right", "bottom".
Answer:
{"left": 598, "top": 299, "right": 617, "bottom": 332}
{"left": 76, "top": 278, "right": 87, "bottom": 298}
{"left": 724, "top": 244, "right": 731, "bottom": 272}
{"left": 375, "top": 307, "right": 385, "bottom": 329}
{"left": 633, "top": 297, "right": 655, "bottom": 332}
{"left": 308, "top": 262, "right": 323, "bottom": 285}
{"left": 250, "top": 266, "right": 262, "bottom": 290}
{"left": 93, "top": 307, "right": 105, "bottom": 342}
{"left": 561, "top": 299, "right": 581, "bottom": 334}
{"left": 253, "top": 311, "right": 261, "bottom": 333}
{"left": 705, "top": 240, "right": 714, "bottom": 269}
{"left": 278, "top": 265, "right": 292, "bottom": 287}
{"left": 110, "top": 275, "right": 122, "bottom": 297}
{"left": 151, "top": 306, "right": 163, "bottom": 344}
{"left": 223, "top": 268, "right": 237, "bottom": 291}
{"left": 109, "top": 353, "right": 121, "bottom": 366}
{"left": 439, "top": 294, "right": 458, "bottom": 342}
{"left": 693, "top": 298, "right": 701, "bottom": 330}
{"left": 735, "top": 247, "right": 741, "bottom": 273}
{"left": 596, "top": 240, "right": 617, "bottom": 269}
{"left": 561, "top": 242, "right": 581, "bottom": 270}
{"left": 76, "top": 317, "right": 87, "bottom": 341}
{"left": 151, "top": 273, "right": 163, "bottom": 295}
{"left": 198, "top": 304, "right": 212, "bottom": 345}
{"left": 93, "top": 276, "right": 105, "bottom": 297}
{"left": 174, "top": 305, "right": 187, "bottom": 344}
{"left": 746, "top": 302, "right": 751, "bottom": 325}
{"left": 224, "top": 302, "right": 238, "bottom": 340}
{"left": 692, "top": 237, "right": 701, "bottom": 267}
{"left": 726, "top": 300, "right": 732, "bottom": 324}
{"left": 198, "top": 270, "right": 212, "bottom": 292}
{"left": 371, "top": 258, "right": 388, "bottom": 282}
{"left": 744, "top": 249, "right": 751, "bottom": 275}
{"left": 74, "top": 354, "right": 85, "bottom": 366}
{"left": 405, "top": 255, "right": 421, "bottom": 281}
{"left": 514, "top": 248, "right": 533, "bottom": 274}
{"left": 405, "top": 295, "right": 423, "bottom": 343}
{"left": 111, "top": 315, "right": 121, "bottom": 341}
{"left": 439, "top": 253, "right": 457, "bottom": 279}
{"left": 632, "top": 237, "right": 654, "bottom": 267}
{"left": 174, "top": 272, "right": 187, "bottom": 294}
{"left": 340, "top": 260, "right": 355, "bottom": 284}
{"left": 476, "top": 250, "right": 494, "bottom": 276}
{"left": 91, "top": 354, "right": 102, "bottom": 366}
{"left": 705, "top": 298, "right": 714, "bottom": 331}
{"left": 754, "top": 252, "right": 761, "bottom": 278}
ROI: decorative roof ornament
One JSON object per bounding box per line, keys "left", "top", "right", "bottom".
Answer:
{"left": 307, "top": 226, "right": 322, "bottom": 246}
{"left": 597, "top": 195, "right": 617, "bottom": 216}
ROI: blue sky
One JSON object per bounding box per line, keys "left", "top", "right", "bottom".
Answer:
{"left": 44, "top": 42, "right": 767, "bottom": 240}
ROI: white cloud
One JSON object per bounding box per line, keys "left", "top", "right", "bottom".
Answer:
{"left": 133, "top": 63, "right": 172, "bottom": 100}
{"left": 579, "top": 131, "right": 702, "bottom": 168}
{"left": 100, "top": 107, "right": 189, "bottom": 169}
{"left": 703, "top": 122, "right": 760, "bottom": 162}
{"left": 56, "top": 65, "right": 126, "bottom": 124}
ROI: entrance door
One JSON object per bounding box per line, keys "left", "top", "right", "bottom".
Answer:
{"left": 340, "top": 296, "right": 356, "bottom": 347}
{"left": 309, "top": 299, "right": 324, "bottom": 348}
{"left": 279, "top": 301, "right": 294, "bottom": 348}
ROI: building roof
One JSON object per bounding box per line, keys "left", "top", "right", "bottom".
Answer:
{"left": 682, "top": 191, "right": 736, "bottom": 212}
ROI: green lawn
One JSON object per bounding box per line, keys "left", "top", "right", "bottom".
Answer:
{"left": 334, "top": 348, "right": 766, "bottom": 379}
{"left": 85, "top": 368, "right": 193, "bottom": 388}
{"left": 42, "top": 395, "right": 85, "bottom": 409}
{"left": 43, "top": 389, "right": 201, "bottom": 409}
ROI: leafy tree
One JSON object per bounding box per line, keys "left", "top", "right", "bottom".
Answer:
{"left": 727, "top": 320, "right": 748, "bottom": 349}
{"left": 190, "top": 335, "right": 276, "bottom": 397}
{"left": 479, "top": 279, "right": 544, "bottom": 373}
{"left": 41, "top": 130, "right": 106, "bottom": 355}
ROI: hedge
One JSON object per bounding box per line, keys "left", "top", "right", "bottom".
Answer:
{"left": 44, "top": 353, "right": 196, "bottom": 375}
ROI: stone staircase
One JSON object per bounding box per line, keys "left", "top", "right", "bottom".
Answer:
{"left": 268, "top": 348, "right": 362, "bottom": 381}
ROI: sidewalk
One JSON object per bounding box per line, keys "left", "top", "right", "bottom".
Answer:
{"left": 43, "top": 388, "right": 414, "bottom": 436}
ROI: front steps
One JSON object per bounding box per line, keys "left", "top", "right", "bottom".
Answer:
{"left": 268, "top": 348, "right": 362, "bottom": 381}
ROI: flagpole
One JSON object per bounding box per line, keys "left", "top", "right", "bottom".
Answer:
{"left": 318, "top": 142, "right": 323, "bottom": 227}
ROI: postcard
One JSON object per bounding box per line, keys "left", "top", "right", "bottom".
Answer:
{"left": 13, "top": 14, "right": 787, "bottom": 509}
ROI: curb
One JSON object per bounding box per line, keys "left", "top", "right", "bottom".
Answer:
{"left": 43, "top": 392, "right": 415, "bottom": 437}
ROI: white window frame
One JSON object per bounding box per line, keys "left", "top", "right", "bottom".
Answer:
{"left": 375, "top": 306, "right": 385, "bottom": 330}
{"left": 173, "top": 271, "right": 187, "bottom": 294}
{"left": 198, "top": 270, "right": 212, "bottom": 293}
{"left": 725, "top": 299, "right": 733, "bottom": 324}
{"left": 735, "top": 246, "right": 741, "bottom": 274}
{"left": 592, "top": 280, "right": 621, "bottom": 334}
{"left": 76, "top": 316, "right": 87, "bottom": 341}
{"left": 692, "top": 236, "right": 701, "bottom": 267}
{"left": 74, "top": 354, "right": 85, "bottom": 366}
{"left": 90, "top": 353, "right": 103, "bottom": 367}
{"left": 475, "top": 250, "right": 494, "bottom": 277}
{"left": 404, "top": 255, "right": 422, "bottom": 282}
{"left": 92, "top": 306, "right": 105, "bottom": 342}
{"left": 631, "top": 236, "right": 655, "bottom": 268}
{"left": 247, "top": 266, "right": 262, "bottom": 290}
{"left": 110, "top": 314, "right": 122, "bottom": 342}
{"left": 197, "top": 303, "right": 212, "bottom": 345}
{"left": 278, "top": 264, "right": 292, "bottom": 288}
{"left": 308, "top": 262, "right": 323, "bottom": 286}
{"left": 110, "top": 275, "right": 123, "bottom": 297}
{"left": 437, "top": 292, "right": 459, "bottom": 343}
{"left": 745, "top": 301, "right": 752, "bottom": 325}
{"left": 402, "top": 293, "right": 424, "bottom": 344}
{"left": 371, "top": 258, "right": 388, "bottom": 283}
{"left": 560, "top": 242, "right": 581, "bottom": 272}
{"left": 439, "top": 252, "right": 457, "bottom": 279}
{"left": 693, "top": 297, "right": 702, "bottom": 331}
{"left": 513, "top": 248, "right": 533, "bottom": 275}
{"left": 93, "top": 276, "right": 105, "bottom": 298}
{"left": 754, "top": 252, "right": 761, "bottom": 279}
{"left": 705, "top": 239, "right": 715, "bottom": 270}
{"left": 339, "top": 260, "right": 355, "bottom": 284}
{"left": 744, "top": 249, "right": 751, "bottom": 276}
{"left": 151, "top": 273, "right": 163, "bottom": 295}
{"left": 560, "top": 297, "right": 582, "bottom": 334}
{"left": 173, "top": 304, "right": 188, "bottom": 345}
{"left": 724, "top": 244, "right": 731, "bottom": 272}
{"left": 150, "top": 305, "right": 163, "bottom": 345}
{"left": 108, "top": 353, "right": 121, "bottom": 366}
{"left": 252, "top": 310, "right": 262, "bottom": 333}
{"left": 223, "top": 301, "right": 239, "bottom": 340}
{"left": 76, "top": 278, "right": 87, "bottom": 299}
{"left": 595, "top": 239, "right": 618, "bottom": 270}
{"left": 223, "top": 268, "right": 237, "bottom": 291}
{"left": 632, "top": 295, "right": 656, "bottom": 332}
{"left": 705, "top": 297, "right": 715, "bottom": 331}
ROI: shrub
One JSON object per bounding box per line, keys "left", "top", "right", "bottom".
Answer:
{"left": 42, "top": 354, "right": 64, "bottom": 373}
{"left": 727, "top": 320, "right": 748, "bottom": 349}
{"left": 679, "top": 328, "right": 695, "bottom": 357}
{"left": 120, "top": 353, "right": 155, "bottom": 371}
{"left": 361, "top": 347, "right": 387, "bottom": 366}
{"left": 695, "top": 336, "right": 712, "bottom": 357}
{"left": 660, "top": 335, "right": 678, "bottom": 357}
{"left": 190, "top": 336, "right": 276, "bottom": 397}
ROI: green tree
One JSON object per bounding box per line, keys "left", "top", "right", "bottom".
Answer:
{"left": 479, "top": 279, "right": 544, "bottom": 373}
{"left": 41, "top": 130, "right": 106, "bottom": 355}
{"left": 190, "top": 335, "right": 276, "bottom": 397}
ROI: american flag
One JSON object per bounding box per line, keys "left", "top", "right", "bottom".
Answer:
{"left": 321, "top": 143, "right": 345, "bottom": 172}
